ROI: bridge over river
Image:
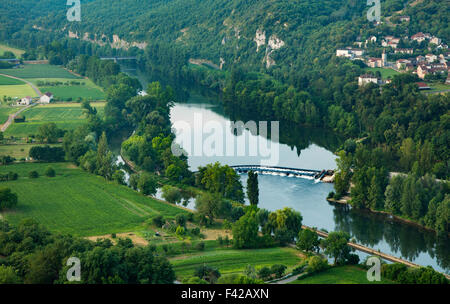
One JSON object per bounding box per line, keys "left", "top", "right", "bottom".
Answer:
{"left": 230, "top": 165, "right": 334, "bottom": 182}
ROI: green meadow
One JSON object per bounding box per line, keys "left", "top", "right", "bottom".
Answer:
{"left": 0, "top": 162, "right": 188, "bottom": 236}
{"left": 32, "top": 78, "right": 106, "bottom": 101}
{"left": 0, "top": 143, "right": 61, "bottom": 159}
{"left": 0, "top": 44, "right": 25, "bottom": 58}
{"left": 0, "top": 105, "right": 18, "bottom": 123}
{"left": 365, "top": 67, "right": 400, "bottom": 80}
{"left": 4, "top": 102, "right": 105, "bottom": 137}
{"left": 0, "top": 64, "right": 81, "bottom": 79}
{"left": 0, "top": 75, "right": 25, "bottom": 85}
{"left": 290, "top": 265, "right": 394, "bottom": 284}
{"left": 170, "top": 247, "right": 303, "bottom": 280}
{"left": 0, "top": 84, "right": 37, "bottom": 99}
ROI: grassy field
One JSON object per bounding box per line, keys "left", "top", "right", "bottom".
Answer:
{"left": 290, "top": 265, "right": 394, "bottom": 284}
{"left": 170, "top": 247, "right": 303, "bottom": 280}
{"left": 0, "top": 84, "right": 37, "bottom": 99}
{"left": 0, "top": 75, "right": 25, "bottom": 85}
{"left": 0, "top": 44, "right": 25, "bottom": 57}
{"left": 0, "top": 144, "right": 61, "bottom": 159}
{"left": 0, "top": 64, "right": 81, "bottom": 79}
{"left": 0, "top": 105, "right": 19, "bottom": 124}
{"left": 365, "top": 67, "right": 400, "bottom": 79}
{"left": 4, "top": 102, "right": 105, "bottom": 137}
{"left": 0, "top": 162, "right": 188, "bottom": 236}
{"left": 429, "top": 83, "right": 450, "bottom": 92}
{"left": 33, "top": 78, "right": 106, "bottom": 101}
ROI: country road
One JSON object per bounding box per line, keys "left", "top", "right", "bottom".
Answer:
{"left": 0, "top": 103, "right": 35, "bottom": 132}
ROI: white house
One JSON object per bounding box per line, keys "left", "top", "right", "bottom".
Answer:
{"left": 40, "top": 92, "right": 53, "bottom": 104}
{"left": 358, "top": 74, "right": 380, "bottom": 86}
{"left": 19, "top": 96, "right": 32, "bottom": 106}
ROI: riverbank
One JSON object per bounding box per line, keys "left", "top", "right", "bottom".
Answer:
{"left": 326, "top": 197, "right": 446, "bottom": 236}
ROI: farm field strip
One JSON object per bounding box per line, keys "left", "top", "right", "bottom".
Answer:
{"left": 0, "top": 163, "right": 188, "bottom": 236}
{"left": 0, "top": 64, "right": 81, "bottom": 79}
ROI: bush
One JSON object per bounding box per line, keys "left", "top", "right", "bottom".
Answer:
{"left": 191, "top": 227, "right": 201, "bottom": 236}
{"left": 152, "top": 215, "right": 164, "bottom": 228}
{"left": 44, "top": 167, "right": 55, "bottom": 177}
{"left": 28, "top": 171, "right": 39, "bottom": 179}
{"left": 307, "top": 256, "right": 329, "bottom": 274}
{"left": 258, "top": 267, "right": 272, "bottom": 281}
{"left": 270, "top": 264, "right": 287, "bottom": 278}
{"left": 7, "top": 172, "right": 18, "bottom": 181}
{"left": 176, "top": 214, "right": 187, "bottom": 227}
{"left": 327, "top": 191, "right": 335, "bottom": 199}
{"left": 195, "top": 242, "right": 205, "bottom": 251}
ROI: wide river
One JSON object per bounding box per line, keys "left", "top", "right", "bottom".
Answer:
{"left": 124, "top": 66, "right": 450, "bottom": 274}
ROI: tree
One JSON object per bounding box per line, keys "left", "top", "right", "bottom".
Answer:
{"left": 36, "top": 123, "right": 63, "bottom": 143}
{"left": 321, "top": 231, "right": 352, "bottom": 265}
{"left": 161, "top": 185, "right": 182, "bottom": 204}
{"left": 247, "top": 171, "right": 259, "bottom": 206}
{"left": 0, "top": 266, "right": 21, "bottom": 284}
{"left": 195, "top": 193, "right": 220, "bottom": 224}
{"left": 96, "top": 132, "right": 114, "bottom": 180}
{"left": 297, "top": 229, "right": 320, "bottom": 252}
{"left": 334, "top": 150, "right": 353, "bottom": 198}
{"left": 137, "top": 173, "right": 157, "bottom": 196}
{"left": 44, "top": 166, "right": 55, "bottom": 177}
{"left": 194, "top": 265, "right": 221, "bottom": 284}
{"left": 267, "top": 207, "right": 302, "bottom": 245}
{"left": 232, "top": 210, "right": 260, "bottom": 249}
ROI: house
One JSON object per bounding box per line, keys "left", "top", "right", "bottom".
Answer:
{"left": 411, "top": 32, "right": 427, "bottom": 43}
{"left": 19, "top": 96, "right": 32, "bottom": 106}
{"left": 416, "top": 82, "right": 430, "bottom": 90}
{"left": 395, "top": 48, "right": 414, "bottom": 54}
{"left": 367, "top": 57, "right": 383, "bottom": 68}
{"left": 336, "top": 49, "right": 352, "bottom": 58}
{"left": 399, "top": 16, "right": 410, "bottom": 22}
{"left": 40, "top": 92, "right": 53, "bottom": 104}
{"left": 416, "top": 55, "right": 426, "bottom": 63}
{"left": 358, "top": 74, "right": 380, "bottom": 86}
{"left": 396, "top": 59, "right": 411, "bottom": 70}
{"left": 417, "top": 64, "right": 447, "bottom": 79}
{"left": 425, "top": 54, "right": 438, "bottom": 63}
{"left": 417, "top": 64, "right": 429, "bottom": 79}
{"left": 430, "top": 37, "right": 442, "bottom": 45}
{"left": 387, "top": 41, "right": 398, "bottom": 49}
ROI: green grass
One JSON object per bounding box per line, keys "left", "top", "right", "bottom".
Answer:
{"left": 28, "top": 78, "right": 106, "bottom": 101}
{"left": 0, "top": 144, "right": 61, "bottom": 159}
{"left": 0, "top": 44, "right": 25, "bottom": 57}
{"left": 0, "top": 105, "right": 18, "bottom": 124}
{"left": 429, "top": 83, "right": 450, "bottom": 92}
{"left": 365, "top": 68, "right": 400, "bottom": 80}
{"left": 170, "top": 247, "right": 303, "bottom": 280}
{"left": 0, "top": 64, "right": 81, "bottom": 79}
{"left": 0, "top": 162, "right": 188, "bottom": 236}
{"left": 290, "top": 265, "right": 394, "bottom": 284}
{"left": 0, "top": 75, "right": 25, "bottom": 85}
{"left": 0, "top": 84, "right": 37, "bottom": 99}
{"left": 4, "top": 102, "right": 105, "bottom": 137}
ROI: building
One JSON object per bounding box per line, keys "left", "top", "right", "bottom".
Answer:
{"left": 430, "top": 37, "right": 442, "bottom": 45}
{"left": 417, "top": 64, "right": 447, "bottom": 79}
{"left": 416, "top": 82, "right": 430, "bottom": 90}
{"left": 40, "top": 92, "right": 53, "bottom": 104}
{"left": 411, "top": 32, "right": 429, "bottom": 43}
{"left": 19, "top": 96, "right": 32, "bottom": 106}
{"left": 425, "top": 54, "right": 438, "bottom": 63}
{"left": 399, "top": 16, "right": 410, "bottom": 22}
{"left": 396, "top": 59, "right": 411, "bottom": 70}
{"left": 358, "top": 74, "right": 380, "bottom": 86}
{"left": 336, "top": 48, "right": 364, "bottom": 59}
{"left": 395, "top": 48, "right": 414, "bottom": 55}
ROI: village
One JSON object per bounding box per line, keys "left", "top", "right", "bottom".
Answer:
{"left": 336, "top": 17, "right": 450, "bottom": 91}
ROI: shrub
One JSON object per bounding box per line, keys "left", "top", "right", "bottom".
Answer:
{"left": 176, "top": 214, "right": 187, "bottom": 227}
{"left": 258, "top": 267, "right": 272, "bottom": 281}
{"left": 44, "top": 166, "right": 55, "bottom": 177}
{"left": 270, "top": 264, "right": 287, "bottom": 278}
{"left": 191, "top": 227, "right": 201, "bottom": 236}
{"left": 28, "top": 171, "right": 39, "bottom": 179}
{"left": 307, "top": 256, "right": 329, "bottom": 274}
{"left": 175, "top": 225, "right": 185, "bottom": 236}
{"left": 195, "top": 242, "right": 205, "bottom": 251}
{"left": 7, "top": 172, "right": 18, "bottom": 181}
{"left": 152, "top": 215, "right": 164, "bottom": 228}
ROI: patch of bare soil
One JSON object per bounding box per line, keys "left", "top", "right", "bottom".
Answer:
{"left": 86, "top": 232, "right": 149, "bottom": 246}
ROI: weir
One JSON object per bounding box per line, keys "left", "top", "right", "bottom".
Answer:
{"left": 230, "top": 165, "right": 334, "bottom": 181}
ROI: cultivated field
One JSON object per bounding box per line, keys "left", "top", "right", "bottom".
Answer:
{"left": 0, "top": 105, "right": 19, "bottom": 124}
{"left": 0, "top": 143, "right": 61, "bottom": 159}
{"left": 0, "top": 84, "right": 37, "bottom": 99}
{"left": 30, "top": 78, "right": 106, "bottom": 101}
{"left": 290, "top": 265, "right": 393, "bottom": 284}
{"left": 0, "top": 64, "right": 81, "bottom": 79}
{"left": 0, "top": 75, "right": 25, "bottom": 85}
{"left": 4, "top": 102, "right": 105, "bottom": 137}
{"left": 0, "top": 162, "right": 188, "bottom": 236}
{"left": 170, "top": 247, "right": 303, "bottom": 280}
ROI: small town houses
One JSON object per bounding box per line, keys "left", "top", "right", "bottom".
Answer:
{"left": 16, "top": 92, "right": 54, "bottom": 106}
{"left": 39, "top": 92, "right": 54, "bottom": 104}
{"left": 337, "top": 28, "right": 449, "bottom": 84}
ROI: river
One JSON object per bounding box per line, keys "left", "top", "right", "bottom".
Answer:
{"left": 122, "top": 64, "right": 450, "bottom": 274}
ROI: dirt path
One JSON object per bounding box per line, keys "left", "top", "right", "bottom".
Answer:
{"left": 0, "top": 103, "right": 36, "bottom": 132}
{"left": 0, "top": 73, "right": 42, "bottom": 97}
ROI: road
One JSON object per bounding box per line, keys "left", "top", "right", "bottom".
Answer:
{"left": 0, "top": 103, "right": 35, "bottom": 132}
